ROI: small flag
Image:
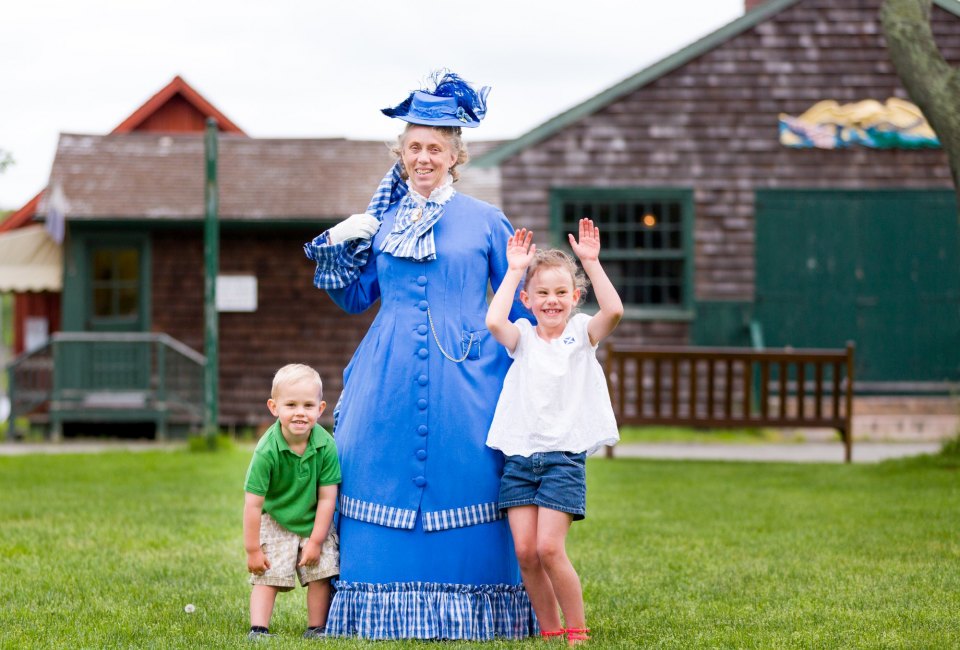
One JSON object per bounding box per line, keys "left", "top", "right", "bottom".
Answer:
{"left": 45, "top": 182, "right": 69, "bottom": 244}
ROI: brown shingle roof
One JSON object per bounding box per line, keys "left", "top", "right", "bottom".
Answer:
{"left": 41, "top": 132, "right": 502, "bottom": 221}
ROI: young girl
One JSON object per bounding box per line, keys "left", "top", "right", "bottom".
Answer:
{"left": 485, "top": 218, "right": 623, "bottom": 644}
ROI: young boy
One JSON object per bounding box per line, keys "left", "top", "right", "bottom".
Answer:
{"left": 243, "top": 364, "right": 341, "bottom": 640}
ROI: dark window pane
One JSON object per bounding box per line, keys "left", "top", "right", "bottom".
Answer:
{"left": 669, "top": 229, "right": 681, "bottom": 249}
{"left": 90, "top": 246, "right": 140, "bottom": 320}
{"left": 117, "top": 287, "right": 139, "bottom": 316}
{"left": 93, "top": 251, "right": 113, "bottom": 281}
{"left": 93, "top": 288, "right": 112, "bottom": 317}
{"left": 558, "top": 195, "right": 687, "bottom": 307}
{"left": 116, "top": 249, "right": 139, "bottom": 281}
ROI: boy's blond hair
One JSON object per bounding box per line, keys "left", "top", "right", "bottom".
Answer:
{"left": 271, "top": 364, "right": 323, "bottom": 399}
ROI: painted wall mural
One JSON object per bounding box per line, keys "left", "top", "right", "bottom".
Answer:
{"left": 779, "top": 98, "right": 939, "bottom": 149}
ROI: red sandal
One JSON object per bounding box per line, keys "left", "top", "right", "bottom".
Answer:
{"left": 565, "top": 627, "right": 591, "bottom": 643}
{"left": 541, "top": 629, "right": 565, "bottom": 639}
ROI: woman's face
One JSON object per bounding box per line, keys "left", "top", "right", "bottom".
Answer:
{"left": 400, "top": 126, "right": 458, "bottom": 197}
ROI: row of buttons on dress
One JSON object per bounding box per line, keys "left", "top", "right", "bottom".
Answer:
{"left": 413, "top": 274, "right": 429, "bottom": 489}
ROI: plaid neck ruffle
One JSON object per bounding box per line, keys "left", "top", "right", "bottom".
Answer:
{"left": 303, "top": 162, "right": 454, "bottom": 290}
{"left": 380, "top": 176, "right": 455, "bottom": 261}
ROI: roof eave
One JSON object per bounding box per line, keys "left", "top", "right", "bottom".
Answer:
{"left": 472, "top": 0, "right": 803, "bottom": 168}
{"left": 475, "top": 0, "right": 960, "bottom": 169}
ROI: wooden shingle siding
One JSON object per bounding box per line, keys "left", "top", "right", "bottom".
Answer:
{"left": 152, "top": 229, "right": 375, "bottom": 427}
{"left": 498, "top": 0, "right": 959, "bottom": 349}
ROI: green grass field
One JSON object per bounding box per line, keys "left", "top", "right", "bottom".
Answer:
{"left": 1, "top": 447, "right": 957, "bottom": 649}
{"left": 617, "top": 425, "right": 793, "bottom": 444}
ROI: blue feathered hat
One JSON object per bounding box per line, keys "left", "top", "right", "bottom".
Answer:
{"left": 382, "top": 70, "right": 490, "bottom": 128}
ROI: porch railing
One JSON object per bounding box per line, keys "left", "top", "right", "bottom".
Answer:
{"left": 7, "top": 332, "right": 206, "bottom": 439}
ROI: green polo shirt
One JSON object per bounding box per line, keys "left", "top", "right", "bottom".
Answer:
{"left": 244, "top": 421, "right": 341, "bottom": 537}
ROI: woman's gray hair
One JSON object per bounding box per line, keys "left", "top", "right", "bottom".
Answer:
{"left": 390, "top": 124, "right": 470, "bottom": 182}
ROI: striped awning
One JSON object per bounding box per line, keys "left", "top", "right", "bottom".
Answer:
{"left": 0, "top": 224, "right": 62, "bottom": 291}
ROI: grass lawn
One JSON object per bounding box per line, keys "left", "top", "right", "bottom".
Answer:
{"left": 1, "top": 447, "right": 957, "bottom": 649}
{"left": 617, "top": 425, "right": 796, "bottom": 444}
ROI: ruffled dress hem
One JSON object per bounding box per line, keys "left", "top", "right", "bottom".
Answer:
{"left": 326, "top": 580, "right": 539, "bottom": 640}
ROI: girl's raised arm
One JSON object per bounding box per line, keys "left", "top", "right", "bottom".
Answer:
{"left": 486, "top": 228, "right": 535, "bottom": 353}
{"left": 569, "top": 219, "right": 623, "bottom": 346}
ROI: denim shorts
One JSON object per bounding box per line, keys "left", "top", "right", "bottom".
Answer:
{"left": 498, "top": 451, "right": 587, "bottom": 520}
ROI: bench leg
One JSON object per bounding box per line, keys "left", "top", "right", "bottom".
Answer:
{"left": 156, "top": 416, "right": 168, "bottom": 441}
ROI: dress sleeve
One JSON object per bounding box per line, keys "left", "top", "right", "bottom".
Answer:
{"left": 303, "top": 232, "right": 381, "bottom": 313}
{"left": 488, "top": 210, "right": 534, "bottom": 323}
{"left": 303, "top": 233, "right": 375, "bottom": 292}
{"left": 325, "top": 244, "right": 382, "bottom": 314}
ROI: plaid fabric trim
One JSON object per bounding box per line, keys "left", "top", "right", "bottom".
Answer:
{"left": 303, "top": 236, "right": 373, "bottom": 290}
{"left": 304, "top": 162, "right": 459, "bottom": 289}
{"left": 303, "top": 162, "right": 407, "bottom": 290}
{"left": 421, "top": 502, "right": 504, "bottom": 532}
{"left": 380, "top": 194, "right": 444, "bottom": 261}
{"left": 327, "top": 581, "right": 538, "bottom": 640}
{"left": 338, "top": 494, "right": 417, "bottom": 530}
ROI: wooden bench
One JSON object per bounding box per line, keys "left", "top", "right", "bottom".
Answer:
{"left": 604, "top": 343, "right": 855, "bottom": 462}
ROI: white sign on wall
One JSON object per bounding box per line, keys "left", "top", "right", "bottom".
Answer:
{"left": 216, "top": 275, "right": 258, "bottom": 312}
{"left": 25, "top": 317, "right": 49, "bottom": 352}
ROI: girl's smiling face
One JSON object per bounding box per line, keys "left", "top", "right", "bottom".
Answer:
{"left": 521, "top": 265, "right": 581, "bottom": 339}
{"left": 400, "top": 126, "right": 458, "bottom": 197}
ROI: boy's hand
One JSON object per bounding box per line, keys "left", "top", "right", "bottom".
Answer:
{"left": 569, "top": 218, "right": 601, "bottom": 263}
{"left": 506, "top": 228, "right": 536, "bottom": 271}
{"left": 297, "top": 539, "right": 322, "bottom": 567}
{"left": 247, "top": 548, "right": 271, "bottom": 575}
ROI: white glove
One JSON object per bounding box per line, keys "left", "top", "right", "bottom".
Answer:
{"left": 327, "top": 213, "right": 380, "bottom": 245}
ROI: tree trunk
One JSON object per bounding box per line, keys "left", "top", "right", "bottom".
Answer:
{"left": 881, "top": 0, "right": 960, "bottom": 197}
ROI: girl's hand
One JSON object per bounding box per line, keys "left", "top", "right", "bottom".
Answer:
{"left": 506, "top": 228, "right": 536, "bottom": 271}
{"left": 569, "top": 218, "right": 601, "bottom": 263}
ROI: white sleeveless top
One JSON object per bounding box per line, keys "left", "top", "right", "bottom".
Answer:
{"left": 486, "top": 313, "right": 620, "bottom": 457}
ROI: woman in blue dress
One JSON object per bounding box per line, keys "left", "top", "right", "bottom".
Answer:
{"left": 303, "top": 72, "right": 537, "bottom": 640}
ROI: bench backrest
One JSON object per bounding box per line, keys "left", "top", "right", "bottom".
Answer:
{"left": 605, "top": 343, "right": 855, "bottom": 460}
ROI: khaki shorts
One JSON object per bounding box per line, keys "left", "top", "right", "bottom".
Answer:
{"left": 250, "top": 512, "right": 339, "bottom": 590}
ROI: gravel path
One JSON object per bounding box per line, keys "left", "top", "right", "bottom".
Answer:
{"left": 0, "top": 439, "right": 944, "bottom": 463}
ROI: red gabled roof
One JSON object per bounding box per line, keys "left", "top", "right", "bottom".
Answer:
{"left": 0, "top": 192, "right": 43, "bottom": 233}
{"left": 1, "top": 75, "right": 245, "bottom": 233}
{"left": 111, "top": 75, "right": 246, "bottom": 135}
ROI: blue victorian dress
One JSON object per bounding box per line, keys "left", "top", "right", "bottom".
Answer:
{"left": 305, "top": 184, "right": 536, "bottom": 640}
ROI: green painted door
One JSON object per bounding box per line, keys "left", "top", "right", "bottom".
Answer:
{"left": 88, "top": 243, "right": 147, "bottom": 333}
{"left": 755, "top": 190, "right": 960, "bottom": 383}
{"left": 60, "top": 232, "right": 153, "bottom": 392}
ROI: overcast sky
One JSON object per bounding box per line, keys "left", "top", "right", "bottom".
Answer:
{"left": 0, "top": 0, "right": 745, "bottom": 210}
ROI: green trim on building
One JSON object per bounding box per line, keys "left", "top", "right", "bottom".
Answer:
{"left": 62, "top": 219, "right": 336, "bottom": 232}
{"left": 691, "top": 301, "right": 754, "bottom": 347}
{"left": 62, "top": 229, "right": 151, "bottom": 333}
